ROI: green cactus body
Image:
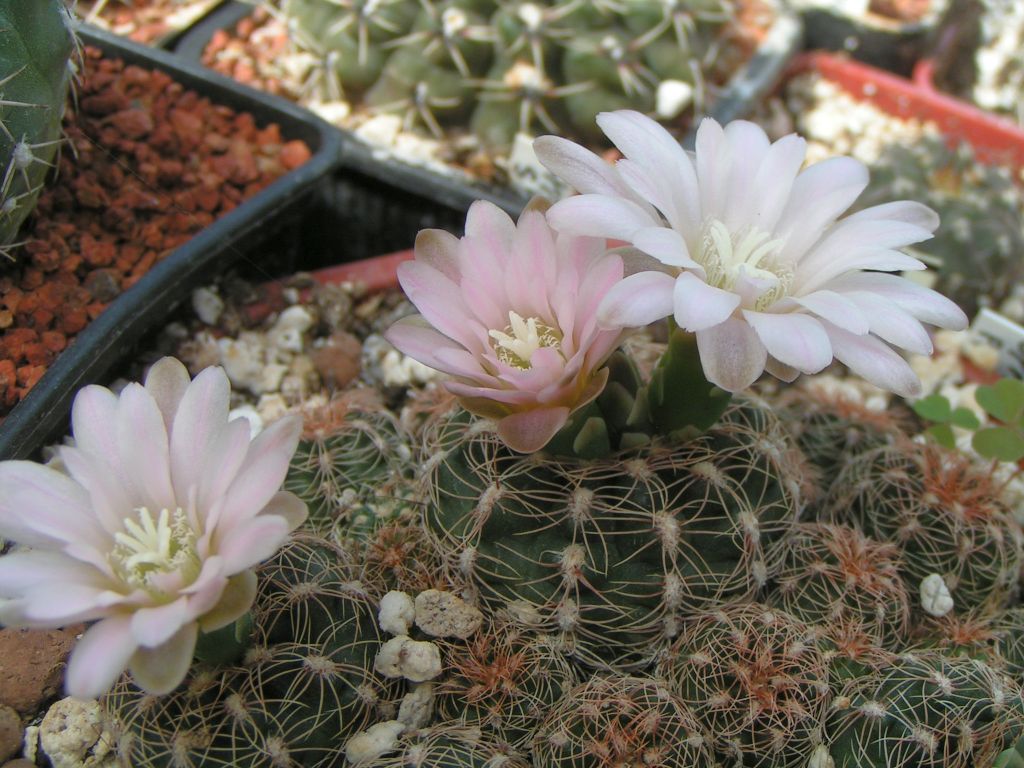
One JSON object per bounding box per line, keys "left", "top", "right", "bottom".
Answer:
{"left": 271, "top": 0, "right": 739, "bottom": 154}
{"left": 434, "top": 623, "right": 578, "bottom": 748}
{"left": 0, "top": 0, "right": 75, "bottom": 253}
{"left": 531, "top": 674, "right": 716, "bottom": 768}
{"left": 769, "top": 523, "right": 911, "bottom": 652}
{"left": 826, "top": 652, "right": 1024, "bottom": 768}
{"left": 283, "top": 407, "right": 413, "bottom": 531}
{"left": 824, "top": 442, "right": 1024, "bottom": 614}
{"left": 657, "top": 603, "right": 831, "bottom": 768}
{"left": 854, "top": 136, "right": 1024, "bottom": 318}
{"left": 994, "top": 607, "right": 1024, "bottom": 677}
{"left": 423, "top": 397, "right": 802, "bottom": 670}
{"left": 358, "top": 725, "right": 530, "bottom": 768}
{"left": 106, "top": 536, "right": 402, "bottom": 767}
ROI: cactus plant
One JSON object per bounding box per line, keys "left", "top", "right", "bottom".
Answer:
{"left": 423, "top": 396, "right": 803, "bottom": 670}
{"left": 824, "top": 440, "right": 1024, "bottom": 614}
{"left": 853, "top": 135, "right": 1024, "bottom": 317}
{"left": 825, "top": 651, "right": 1024, "bottom": 768}
{"left": 270, "top": 0, "right": 742, "bottom": 155}
{"left": 0, "top": 0, "right": 76, "bottom": 257}
{"left": 433, "top": 621, "right": 577, "bottom": 748}
{"left": 768, "top": 523, "right": 911, "bottom": 652}
{"left": 657, "top": 602, "right": 832, "bottom": 768}
{"left": 356, "top": 724, "right": 530, "bottom": 768}
{"left": 106, "top": 535, "right": 402, "bottom": 767}
{"left": 531, "top": 674, "right": 716, "bottom": 768}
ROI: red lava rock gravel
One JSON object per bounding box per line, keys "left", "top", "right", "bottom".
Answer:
{"left": 0, "top": 47, "right": 312, "bottom": 422}
{"left": 75, "top": 0, "right": 223, "bottom": 45}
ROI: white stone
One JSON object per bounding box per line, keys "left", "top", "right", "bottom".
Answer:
{"left": 655, "top": 80, "right": 694, "bottom": 120}
{"left": 378, "top": 591, "right": 416, "bottom": 636}
{"left": 356, "top": 114, "right": 403, "bottom": 147}
{"left": 344, "top": 720, "right": 405, "bottom": 764}
{"left": 191, "top": 286, "right": 224, "bottom": 326}
{"left": 807, "top": 744, "right": 835, "bottom": 768}
{"left": 256, "top": 393, "right": 290, "bottom": 424}
{"left": 397, "top": 683, "right": 434, "bottom": 729}
{"left": 38, "top": 697, "right": 116, "bottom": 768}
{"left": 414, "top": 589, "right": 483, "bottom": 639}
{"left": 374, "top": 636, "right": 443, "bottom": 682}
{"left": 228, "top": 404, "right": 264, "bottom": 438}
{"left": 269, "top": 305, "right": 314, "bottom": 354}
{"left": 920, "top": 573, "right": 954, "bottom": 618}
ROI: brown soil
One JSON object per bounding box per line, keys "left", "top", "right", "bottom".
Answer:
{"left": 74, "top": 0, "right": 222, "bottom": 45}
{"left": 0, "top": 47, "right": 312, "bottom": 421}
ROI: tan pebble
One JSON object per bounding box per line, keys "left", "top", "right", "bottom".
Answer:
{"left": 0, "top": 705, "right": 21, "bottom": 763}
{"left": 414, "top": 590, "right": 483, "bottom": 639}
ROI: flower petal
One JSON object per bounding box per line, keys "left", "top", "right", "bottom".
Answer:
{"left": 632, "top": 227, "right": 703, "bottom": 271}
{"left": 496, "top": 407, "right": 571, "bottom": 453}
{"left": 128, "top": 622, "right": 197, "bottom": 696}
{"left": 545, "top": 194, "right": 658, "bottom": 241}
{"left": 749, "top": 133, "right": 807, "bottom": 232}
{"left": 673, "top": 271, "right": 740, "bottom": 332}
{"left": 131, "top": 597, "right": 191, "bottom": 648}
{"left": 597, "top": 271, "right": 676, "bottom": 329}
{"left": 826, "top": 271, "right": 967, "bottom": 329}
{"left": 0, "top": 551, "right": 109, "bottom": 599}
{"left": 385, "top": 317, "right": 477, "bottom": 377}
{"left": 534, "top": 134, "right": 633, "bottom": 197}
{"left": 116, "top": 382, "right": 176, "bottom": 512}
{"left": 258, "top": 491, "right": 308, "bottom": 533}
{"left": 742, "top": 311, "right": 833, "bottom": 373}
{"left": 65, "top": 615, "right": 138, "bottom": 699}
{"left": 823, "top": 322, "right": 922, "bottom": 397}
{"left": 413, "top": 228, "right": 462, "bottom": 281}
{"left": 215, "top": 415, "right": 301, "bottom": 531}
{"left": 70, "top": 385, "right": 121, "bottom": 468}
{"left": 0, "top": 461, "right": 107, "bottom": 551}
{"left": 216, "top": 514, "right": 291, "bottom": 573}
{"left": 396, "top": 260, "right": 485, "bottom": 351}
{"left": 144, "top": 357, "right": 191, "bottom": 433}
{"left": 198, "top": 569, "right": 257, "bottom": 633}
{"left": 788, "top": 290, "right": 870, "bottom": 335}
{"left": 839, "top": 292, "right": 934, "bottom": 355}
{"left": 695, "top": 317, "right": 768, "bottom": 392}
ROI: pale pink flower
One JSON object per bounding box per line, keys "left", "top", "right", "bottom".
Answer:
{"left": 385, "top": 200, "right": 625, "bottom": 452}
{"left": 0, "top": 358, "right": 307, "bottom": 698}
{"left": 535, "top": 111, "right": 968, "bottom": 396}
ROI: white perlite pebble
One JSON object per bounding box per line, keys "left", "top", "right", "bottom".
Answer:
{"left": 379, "top": 591, "right": 416, "bottom": 636}
{"left": 414, "top": 589, "right": 483, "bottom": 639}
{"left": 268, "top": 305, "right": 315, "bottom": 354}
{"left": 191, "top": 286, "right": 224, "bottom": 326}
{"left": 398, "top": 683, "right": 434, "bottom": 729}
{"left": 920, "top": 574, "right": 954, "bottom": 618}
{"left": 344, "top": 720, "right": 405, "bottom": 764}
{"left": 374, "top": 636, "right": 443, "bottom": 682}
{"left": 38, "top": 697, "right": 116, "bottom": 768}
{"left": 655, "top": 79, "right": 694, "bottom": 119}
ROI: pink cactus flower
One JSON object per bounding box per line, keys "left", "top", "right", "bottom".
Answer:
{"left": 385, "top": 200, "right": 625, "bottom": 453}
{"left": 0, "top": 358, "right": 307, "bottom": 698}
{"left": 535, "top": 111, "right": 968, "bottom": 396}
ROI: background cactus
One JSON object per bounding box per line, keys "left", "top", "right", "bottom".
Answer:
{"left": 0, "top": 0, "right": 76, "bottom": 257}
{"left": 825, "top": 651, "right": 1024, "bottom": 768}
{"left": 657, "top": 602, "right": 832, "bottom": 768}
{"left": 106, "top": 535, "right": 402, "bottom": 767}
{"left": 531, "top": 674, "right": 716, "bottom": 768}
{"left": 768, "top": 523, "right": 911, "bottom": 652}
{"left": 423, "top": 396, "right": 803, "bottom": 670}
{"left": 356, "top": 724, "right": 530, "bottom": 768}
{"left": 852, "top": 135, "right": 1024, "bottom": 318}
{"left": 823, "top": 440, "right": 1024, "bottom": 614}
{"left": 269, "top": 0, "right": 749, "bottom": 154}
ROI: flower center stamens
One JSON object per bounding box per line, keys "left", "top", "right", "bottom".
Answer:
{"left": 696, "top": 219, "right": 791, "bottom": 310}
{"left": 489, "top": 311, "right": 561, "bottom": 369}
{"left": 111, "top": 506, "right": 200, "bottom": 594}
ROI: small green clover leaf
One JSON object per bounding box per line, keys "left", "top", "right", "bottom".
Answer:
{"left": 972, "top": 427, "right": 1024, "bottom": 463}
{"left": 913, "top": 395, "right": 980, "bottom": 449}
{"left": 975, "top": 378, "right": 1024, "bottom": 426}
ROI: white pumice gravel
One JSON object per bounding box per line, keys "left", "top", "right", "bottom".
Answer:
{"left": 379, "top": 591, "right": 416, "bottom": 636}
{"left": 374, "top": 636, "right": 443, "bottom": 682}
{"left": 920, "top": 573, "right": 955, "bottom": 617}
{"left": 414, "top": 589, "right": 483, "bottom": 639}
{"left": 37, "top": 697, "right": 116, "bottom": 768}
{"left": 344, "top": 720, "right": 406, "bottom": 764}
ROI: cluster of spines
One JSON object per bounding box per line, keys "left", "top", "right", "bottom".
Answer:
{"left": 274, "top": 0, "right": 740, "bottom": 152}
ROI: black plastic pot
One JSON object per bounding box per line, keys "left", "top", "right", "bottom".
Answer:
{"left": 174, "top": 1, "right": 803, "bottom": 214}
{"left": 0, "top": 25, "right": 343, "bottom": 461}
{"left": 796, "top": 0, "right": 950, "bottom": 77}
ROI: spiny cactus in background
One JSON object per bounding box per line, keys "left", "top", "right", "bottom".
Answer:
{"left": 284, "top": 403, "right": 414, "bottom": 530}
{"left": 776, "top": 387, "right": 908, "bottom": 490}
{"left": 106, "top": 536, "right": 403, "bottom": 767}
{"left": 272, "top": 0, "right": 744, "bottom": 152}
{"left": 657, "top": 603, "right": 831, "bottom": 768}
{"left": 994, "top": 607, "right": 1024, "bottom": 677}
{"left": 355, "top": 724, "right": 530, "bottom": 768}
{"left": 823, "top": 440, "right": 1024, "bottom": 614}
{"left": 423, "top": 396, "right": 803, "bottom": 670}
{"left": 768, "top": 523, "right": 911, "bottom": 652}
{"left": 434, "top": 621, "right": 577, "bottom": 748}
{"left": 853, "top": 135, "right": 1024, "bottom": 318}
{"left": 531, "top": 674, "right": 716, "bottom": 768}
{"left": 825, "top": 651, "right": 1024, "bottom": 768}
{"left": 0, "top": 0, "right": 75, "bottom": 257}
